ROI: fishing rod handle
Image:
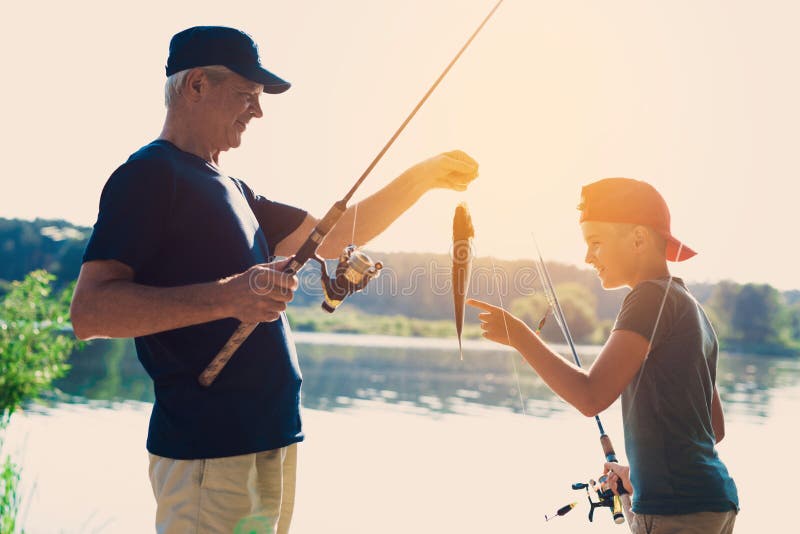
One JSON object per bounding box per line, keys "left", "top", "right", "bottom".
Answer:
{"left": 600, "top": 433, "right": 618, "bottom": 462}
{"left": 198, "top": 201, "right": 348, "bottom": 387}
{"left": 198, "top": 322, "right": 259, "bottom": 386}
{"left": 600, "top": 433, "right": 629, "bottom": 496}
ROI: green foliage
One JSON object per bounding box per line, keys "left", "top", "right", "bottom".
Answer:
{"left": 0, "top": 270, "right": 82, "bottom": 532}
{"left": 551, "top": 283, "right": 598, "bottom": 343}
{"left": 730, "top": 284, "right": 783, "bottom": 345}
{"left": 509, "top": 283, "right": 598, "bottom": 344}
{"left": 510, "top": 293, "right": 548, "bottom": 328}
{"left": 0, "top": 452, "right": 20, "bottom": 534}
{"left": 2, "top": 217, "right": 800, "bottom": 355}
{"left": 703, "top": 281, "right": 799, "bottom": 354}
{"left": 0, "top": 218, "right": 88, "bottom": 297}
{"left": 0, "top": 270, "right": 81, "bottom": 423}
{"left": 286, "top": 306, "right": 484, "bottom": 340}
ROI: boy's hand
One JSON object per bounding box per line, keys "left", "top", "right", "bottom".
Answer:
{"left": 467, "top": 298, "right": 528, "bottom": 348}
{"left": 603, "top": 462, "right": 634, "bottom": 496}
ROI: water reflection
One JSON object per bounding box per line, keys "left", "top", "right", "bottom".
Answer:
{"left": 716, "top": 352, "right": 800, "bottom": 421}
{"left": 50, "top": 335, "right": 800, "bottom": 421}
{"left": 296, "top": 341, "right": 568, "bottom": 416}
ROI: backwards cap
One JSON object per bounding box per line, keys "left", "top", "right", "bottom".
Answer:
{"left": 578, "top": 178, "right": 696, "bottom": 262}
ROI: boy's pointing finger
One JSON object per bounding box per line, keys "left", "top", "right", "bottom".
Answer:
{"left": 467, "top": 298, "right": 498, "bottom": 312}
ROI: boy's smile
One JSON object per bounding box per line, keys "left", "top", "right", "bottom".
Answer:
{"left": 581, "top": 221, "right": 635, "bottom": 289}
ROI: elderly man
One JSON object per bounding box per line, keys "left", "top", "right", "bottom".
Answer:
{"left": 70, "top": 26, "right": 478, "bottom": 534}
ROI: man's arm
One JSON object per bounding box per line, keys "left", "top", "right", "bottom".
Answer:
{"left": 711, "top": 385, "right": 725, "bottom": 443}
{"left": 70, "top": 259, "right": 297, "bottom": 340}
{"left": 273, "top": 151, "right": 478, "bottom": 259}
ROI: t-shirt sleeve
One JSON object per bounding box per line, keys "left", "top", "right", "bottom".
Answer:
{"left": 234, "top": 179, "right": 308, "bottom": 253}
{"left": 82, "top": 156, "right": 175, "bottom": 273}
{"left": 613, "top": 281, "right": 675, "bottom": 349}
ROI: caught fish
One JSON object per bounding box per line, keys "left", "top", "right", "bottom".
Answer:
{"left": 452, "top": 202, "right": 475, "bottom": 359}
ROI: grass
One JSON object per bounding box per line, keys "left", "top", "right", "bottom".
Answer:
{"left": 285, "top": 306, "right": 484, "bottom": 339}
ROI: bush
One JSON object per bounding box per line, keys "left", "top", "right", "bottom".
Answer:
{"left": 0, "top": 270, "right": 82, "bottom": 533}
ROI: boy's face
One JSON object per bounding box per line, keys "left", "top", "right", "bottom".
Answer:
{"left": 581, "top": 221, "right": 637, "bottom": 289}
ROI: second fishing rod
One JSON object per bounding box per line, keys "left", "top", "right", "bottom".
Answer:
{"left": 533, "top": 238, "right": 627, "bottom": 525}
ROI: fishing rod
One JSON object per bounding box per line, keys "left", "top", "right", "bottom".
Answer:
{"left": 532, "top": 236, "right": 626, "bottom": 525}
{"left": 198, "top": 0, "right": 507, "bottom": 387}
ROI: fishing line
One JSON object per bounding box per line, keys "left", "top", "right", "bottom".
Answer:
{"left": 351, "top": 203, "right": 359, "bottom": 245}
{"left": 532, "top": 234, "right": 620, "bottom": 438}
{"left": 488, "top": 254, "right": 527, "bottom": 416}
{"left": 623, "top": 243, "right": 681, "bottom": 422}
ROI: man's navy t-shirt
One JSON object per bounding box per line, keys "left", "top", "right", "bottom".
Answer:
{"left": 83, "top": 140, "right": 308, "bottom": 459}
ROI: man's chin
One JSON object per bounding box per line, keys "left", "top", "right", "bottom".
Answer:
{"left": 224, "top": 135, "right": 243, "bottom": 151}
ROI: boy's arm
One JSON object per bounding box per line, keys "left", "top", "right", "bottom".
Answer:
{"left": 468, "top": 299, "right": 649, "bottom": 416}
{"left": 711, "top": 385, "right": 725, "bottom": 443}
{"left": 581, "top": 329, "right": 650, "bottom": 414}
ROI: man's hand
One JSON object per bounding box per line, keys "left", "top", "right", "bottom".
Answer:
{"left": 404, "top": 150, "right": 479, "bottom": 191}
{"left": 603, "top": 462, "right": 634, "bottom": 496}
{"left": 467, "top": 298, "right": 530, "bottom": 349}
{"left": 222, "top": 258, "right": 299, "bottom": 323}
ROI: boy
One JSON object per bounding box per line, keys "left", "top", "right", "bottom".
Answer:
{"left": 468, "top": 178, "right": 738, "bottom": 533}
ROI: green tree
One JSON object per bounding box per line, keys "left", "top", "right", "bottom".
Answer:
{"left": 730, "top": 283, "right": 785, "bottom": 348}
{"left": 510, "top": 292, "right": 553, "bottom": 338}
{"left": 554, "top": 283, "right": 599, "bottom": 344}
{"left": 0, "top": 270, "right": 82, "bottom": 533}
{"left": 705, "top": 280, "right": 741, "bottom": 341}
{"left": 786, "top": 303, "right": 800, "bottom": 344}
{"left": 510, "top": 283, "right": 599, "bottom": 344}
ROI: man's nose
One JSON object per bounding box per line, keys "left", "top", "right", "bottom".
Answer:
{"left": 251, "top": 97, "right": 263, "bottom": 118}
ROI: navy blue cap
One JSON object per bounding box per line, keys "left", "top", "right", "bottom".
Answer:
{"left": 166, "top": 26, "right": 290, "bottom": 94}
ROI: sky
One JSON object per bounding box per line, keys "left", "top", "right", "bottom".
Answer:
{"left": 3, "top": 0, "right": 799, "bottom": 289}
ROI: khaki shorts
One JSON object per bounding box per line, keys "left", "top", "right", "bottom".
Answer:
{"left": 148, "top": 443, "right": 297, "bottom": 534}
{"left": 622, "top": 496, "right": 737, "bottom": 534}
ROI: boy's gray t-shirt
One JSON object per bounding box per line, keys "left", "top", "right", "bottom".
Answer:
{"left": 614, "top": 277, "right": 739, "bottom": 515}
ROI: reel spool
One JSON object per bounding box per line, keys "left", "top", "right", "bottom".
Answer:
{"left": 315, "top": 245, "right": 382, "bottom": 312}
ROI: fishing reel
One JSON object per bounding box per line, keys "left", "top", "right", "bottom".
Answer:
{"left": 572, "top": 476, "right": 625, "bottom": 524}
{"left": 312, "top": 245, "right": 382, "bottom": 313}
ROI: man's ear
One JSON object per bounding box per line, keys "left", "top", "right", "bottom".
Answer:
{"left": 183, "top": 68, "right": 207, "bottom": 102}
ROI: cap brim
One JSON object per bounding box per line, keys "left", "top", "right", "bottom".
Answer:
{"left": 666, "top": 237, "right": 697, "bottom": 262}
{"left": 228, "top": 64, "right": 291, "bottom": 94}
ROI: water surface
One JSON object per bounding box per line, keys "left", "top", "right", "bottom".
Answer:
{"left": 5, "top": 333, "right": 799, "bottom": 533}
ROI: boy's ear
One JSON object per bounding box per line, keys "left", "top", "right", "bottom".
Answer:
{"left": 632, "top": 225, "right": 649, "bottom": 252}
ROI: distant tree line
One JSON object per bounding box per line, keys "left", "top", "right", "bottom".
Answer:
{"left": 1, "top": 217, "right": 798, "bottom": 355}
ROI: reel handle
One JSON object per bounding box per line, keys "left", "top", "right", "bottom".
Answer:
{"left": 600, "top": 433, "right": 629, "bottom": 496}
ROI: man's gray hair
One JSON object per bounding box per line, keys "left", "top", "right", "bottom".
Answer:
{"left": 164, "top": 65, "right": 232, "bottom": 107}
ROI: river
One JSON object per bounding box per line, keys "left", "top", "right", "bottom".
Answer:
{"left": 3, "top": 333, "right": 799, "bottom": 533}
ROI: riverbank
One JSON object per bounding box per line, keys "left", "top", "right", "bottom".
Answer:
{"left": 286, "top": 305, "right": 485, "bottom": 339}
{"left": 287, "top": 306, "right": 799, "bottom": 358}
